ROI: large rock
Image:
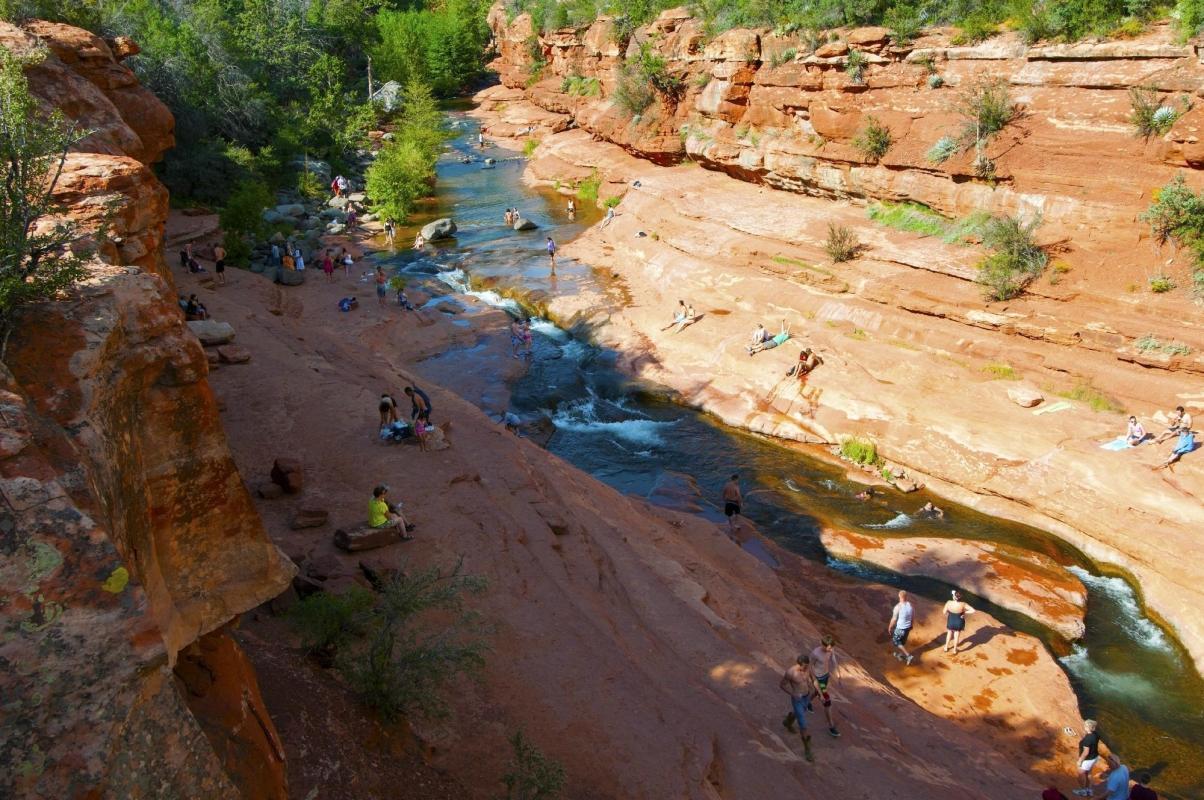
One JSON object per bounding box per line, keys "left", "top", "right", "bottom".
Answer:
{"left": 270, "top": 458, "right": 304, "bottom": 494}
{"left": 421, "top": 218, "right": 458, "bottom": 240}
{"left": 821, "top": 528, "right": 1087, "bottom": 640}
{"left": 274, "top": 203, "right": 305, "bottom": 217}
{"left": 1007, "top": 386, "right": 1044, "bottom": 408}
{"left": 327, "top": 196, "right": 349, "bottom": 209}
{"left": 512, "top": 216, "right": 538, "bottom": 231}
{"left": 216, "top": 345, "right": 251, "bottom": 364}
{"left": 334, "top": 524, "right": 405, "bottom": 552}
{"left": 279, "top": 270, "right": 305, "bottom": 286}
{"left": 187, "top": 320, "right": 236, "bottom": 346}
{"left": 290, "top": 508, "right": 329, "bottom": 530}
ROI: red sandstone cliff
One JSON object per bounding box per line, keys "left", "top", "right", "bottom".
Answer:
{"left": 481, "top": 6, "right": 1204, "bottom": 673}
{"left": 0, "top": 21, "right": 293, "bottom": 799}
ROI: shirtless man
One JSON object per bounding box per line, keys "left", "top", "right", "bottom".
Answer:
{"left": 779, "top": 654, "right": 817, "bottom": 762}
{"left": 213, "top": 243, "right": 226, "bottom": 285}
{"left": 808, "top": 635, "right": 841, "bottom": 738}
{"left": 721, "top": 473, "right": 742, "bottom": 538}
{"left": 1154, "top": 405, "right": 1193, "bottom": 444}
{"left": 795, "top": 347, "right": 822, "bottom": 380}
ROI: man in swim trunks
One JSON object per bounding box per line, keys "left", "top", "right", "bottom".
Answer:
{"left": 888, "top": 589, "right": 916, "bottom": 665}
{"left": 779, "top": 654, "right": 816, "bottom": 762}
{"left": 405, "top": 385, "right": 432, "bottom": 423}
{"left": 721, "top": 473, "right": 742, "bottom": 538}
{"left": 1154, "top": 405, "right": 1192, "bottom": 444}
{"left": 807, "top": 635, "right": 841, "bottom": 738}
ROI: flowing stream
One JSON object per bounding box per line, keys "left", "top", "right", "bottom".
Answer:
{"left": 379, "top": 108, "right": 1204, "bottom": 798}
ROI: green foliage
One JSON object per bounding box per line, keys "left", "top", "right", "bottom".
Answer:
{"left": 615, "top": 62, "right": 656, "bottom": 117}
{"left": 976, "top": 213, "right": 1048, "bottom": 300}
{"left": 1135, "top": 334, "right": 1192, "bottom": 355}
{"left": 1149, "top": 274, "right": 1176, "bottom": 292}
{"left": 0, "top": 49, "right": 89, "bottom": 350}
{"left": 338, "top": 559, "right": 488, "bottom": 722}
{"left": 770, "top": 47, "right": 798, "bottom": 67}
{"left": 576, "top": 170, "right": 601, "bottom": 202}
{"left": 365, "top": 81, "right": 445, "bottom": 223}
{"left": 1129, "top": 86, "right": 1185, "bottom": 139}
{"left": 604, "top": 195, "right": 622, "bottom": 208}
{"left": 982, "top": 362, "right": 1019, "bottom": 380}
{"left": 221, "top": 230, "right": 252, "bottom": 268}
{"left": 956, "top": 77, "right": 1016, "bottom": 149}
{"left": 289, "top": 587, "right": 376, "bottom": 654}
{"left": 297, "top": 168, "right": 325, "bottom": 201}
{"left": 523, "top": 138, "right": 539, "bottom": 158}
{"left": 1058, "top": 383, "right": 1123, "bottom": 413}
{"left": 502, "top": 731, "right": 567, "bottom": 800}
{"left": 840, "top": 436, "right": 880, "bottom": 466}
{"left": 1141, "top": 173, "right": 1204, "bottom": 295}
{"left": 952, "top": 14, "right": 997, "bottom": 43}
{"left": 561, "top": 74, "right": 601, "bottom": 96}
{"left": 867, "top": 202, "right": 990, "bottom": 244}
{"left": 219, "top": 180, "right": 271, "bottom": 239}
{"left": 1177, "top": 0, "right": 1204, "bottom": 37}
{"left": 825, "top": 223, "right": 860, "bottom": 262}
{"left": 845, "top": 49, "right": 868, "bottom": 84}
{"left": 927, "top": 73, "right": 944, "bottom": 89}
{"left": 852, "top": 116, "right": 892, "bottom": 162}
{"left": 926, "top": 135, "right": 959, "bottom": 163}
{"left": 373, "top": 1, "right": 490, "bottom": 98}
{"left": 884, "top": 3, "right": 922, "bottom": 44}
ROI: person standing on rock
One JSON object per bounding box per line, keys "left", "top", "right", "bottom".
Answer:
{"left": 546, "top": 236, "right": 557, "bottom": 270}
{"left": 1074, "top": 719, "right": 1103, "bottom": 796}
{"left": 405, "top": 385, "right": 432, "bottom": 424}
{"left": 779, "top": 654, "right": 816, "bottom": 762}
{"left": 888, "top": 590, "right": 916, "bottom": 665}
{"left": 293, "top": 247, "right": 305, "bottom": 272}
{"left": 721, "top": 473, "right": 742, "bottom": 538}
{"left": 943, "top": 590, "right": 976, "bottom": 654}
{"left": 213, "top": 242, "right": 226, "bottom": 285}
{"left": 808, "top": 635, "right": 841, "bottom": 738}
{"left": 375, "top": 266, "right": 388, "bottom": 307}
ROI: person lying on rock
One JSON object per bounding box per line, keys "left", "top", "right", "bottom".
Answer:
{"left": 749, "top": 321, "right": 790, "bottom": 355}
{"left": 368, "top": 484, "right": 414, "bottom": 539}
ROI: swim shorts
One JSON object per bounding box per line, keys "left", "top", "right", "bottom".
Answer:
{"left": 892, "top": 627, "right": 912, "bottom": 647}
{"left": 724, "top": 502, "right": 741, "bottom": 517}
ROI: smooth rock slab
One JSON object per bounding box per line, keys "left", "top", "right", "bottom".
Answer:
{"left": 216, "top": 345, "right": 251, "bottom": 364}
{"left": 187, "top": 320, "right": 235, "bottom": 346}
{"left": 334, "top": 524, "right": 404, "bottom": 552}
{"left": 821, "top": 528, "right": 1087, "bottom": 640}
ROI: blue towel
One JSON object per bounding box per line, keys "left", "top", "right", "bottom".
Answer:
{"left": 1099, "top": 437, "right": 1131, "bottom": 451}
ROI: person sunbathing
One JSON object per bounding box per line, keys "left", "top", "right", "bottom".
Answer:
{"left": 749, "top": 321, "right": 790, "bottom": 355}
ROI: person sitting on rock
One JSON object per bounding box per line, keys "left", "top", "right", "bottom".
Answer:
{"left": 368, "top": 484, "right": 414, "bottom": 539}
{"left": 1157, "top": 427, "right": 1196, "bottom": 470}
{"left": 749, "top": 321, "right": 790, "bottom": 355}
{"left": 1125, "top": 415, "right": 1147, "bottom": 446}
{"left": 789, "top": 347, "right": 823, "bottom": 380}
{"left": 184, "top": 294, "right": 208, "bottom": 320}
{"left": 397, "top": 288, "right": 415, "bottom": 310}
{"left": 662, "top": 300, "right": 696, "bottom": 333}
{"left": 1154, "top": 405, "right": 1192, "bottom": 444}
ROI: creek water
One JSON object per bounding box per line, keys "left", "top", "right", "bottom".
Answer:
{"left": 379, "top": 109, "right": 1204, "bottom": 798}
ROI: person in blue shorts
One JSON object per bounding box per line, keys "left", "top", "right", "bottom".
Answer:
{"left": 1157, "top": 427, "right": 1195, "bottom": 469}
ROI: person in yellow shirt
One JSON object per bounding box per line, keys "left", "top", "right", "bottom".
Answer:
{"left": 369, "top": 485, "right": 414, "bottom": 540}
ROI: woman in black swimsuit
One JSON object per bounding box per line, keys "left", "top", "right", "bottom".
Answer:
{"left": 942, "top": 590, "right": 976, "bottom": 653}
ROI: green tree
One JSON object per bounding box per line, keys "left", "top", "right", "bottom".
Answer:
{"left": 365, "top": 80, "right": 445, "bottom": 222}
{"left": 502, "top": 731, "right": 567, "bottom": 800}
{"left": 0, "top": 50, "right": 89, "bottom": 354}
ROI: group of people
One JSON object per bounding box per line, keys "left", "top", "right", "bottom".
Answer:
{"left": 177, "top": 242, "right": 226, "bottom": 284}
{"left": 509, "top": 317, "right": 534, "bottom": 359}
{"left": 177, "top": 293, "right": 209, "bottom": 321}
{"left": 1055, "top": 719, "right": 1160, "bottom": 799}
{"left": 1124, "top": 405, "right": 1197, "bottom": 469}
{"left": 378, "top": 385, "right": 433, "bottom": 449}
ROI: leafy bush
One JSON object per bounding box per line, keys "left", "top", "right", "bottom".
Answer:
{"left": 1135, "top": 335, "right": 1191, "bottom": 354}
{"left": 219, "top": 179, "right": 272, "bottom": 239}
{"left": 576, "top": 170, "right": 601, "bottom": 202}
{"left": 561, "top": 74, "right": 601, "bottom": 96}
{"left": 867, "top": 202, "right": 990, "bottom": 243}
{"left": 372, "top": 5, "right": 490, "bottom": 97}
{"left": 840, "top": 436, "right": 880, "bottom": 466}
{"left": 1059, "top": 383, "right": 1123, "bottom": 413}
{"left": 1130, "top": 86, "right": 1182, "bottom": 139}
{"left": 952, "top": 14, "right": 998, "bottom": 43}
{"left": 956, "top": 77, "right": 1016, "bottom": 149}
{"left": 615, "top": 62, "right": 656, "bottom": 117}
{"left": 852, "top": 116, "right": 892, "bottom": 162}
{"left": 983, "top": 362, "right": 1019, "bottom": 380}
{"left": 926, "top": 136, "right": 959, "bottom": 163}
{"left": 365, "top": 82, "right": 445, "bottom": 223}
{"left": 503, "top": 731, "right": 567, "bottom": 800}
{"left": 1149, "top": 275, "right": 1176, "bottom": 292}
{"left": 289, "top": 587, "right": 376, "bottom": 655}
{"left": 884, "top": 3, "right": 922, "bottom": 45}
{"left": 523, "top": 138, "right": 539, "bottom": 158}
{"left": 845, "top": 49, "right": 868, "bottom": 84}
{"left": 0, "top": 49, "right": 89, "bottom": 350}
{"left": 770, "top": 47, "right": 798, "bottom": 67}
{"left": 604, "top": 195, "right": 622, "bottom": 208}
{"left": 297, "top": 169, "right": 325, "bottom": 200}
{"left": 927, "top": 74, "right": 944, "bottom": 89}
{"left": 976, "top": 213, "right": 1047, "bottom": 300}
{"left": 337, "top": 559, "right": 488, "bottom": 722}
{"left": 825, "top": 223, "right": 860, "bottom": 262}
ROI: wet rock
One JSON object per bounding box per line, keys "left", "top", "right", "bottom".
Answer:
{"left": 327, "top": 196, "right": 349, "bottom": 209}
{"left": 421, "top": 217, "right": 458, "bottom": 240}
{"left": 290, "top": 508, "right": 329, "bottom": 530}
{"left": 647, "top": 470, "right": 705, "bottom": 514}
{"left": 217, "top": 345, "right": 251, "bottom": 364}
{"left": 513, "top": 216, "right": 538, "bottom": 231}
{"left": 187, "top": 319, "right": 235, "bottom": 346}
{"left": 435, "top": 300, "right": 462, "bottom": 315}
{"left": 1007, "top": 386, "right": 1044, "bottom": 408}
{"left": 270, "top": 458, "right": 304, "bottom": 494}
{"left": 334, "top": 524, "right": 404, "bottom": 552}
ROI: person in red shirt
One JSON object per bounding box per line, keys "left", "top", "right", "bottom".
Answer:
{"left": 1128, "top": 772, "right": 1158, "bottom": 800}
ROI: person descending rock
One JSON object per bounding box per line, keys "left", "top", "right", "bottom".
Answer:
{"left": 943, "top": 590, "right": 976, "bottom": 654}
{"left": 779, "top": 654, "right": 816, "bottom": 762}
{"left": 368, "top": 484, "right": 414, "bottom": 540}
{"left": 546, "top": 236, "right": 557, "bottom": 270}
{"left": 888, "top": 590, "right": 916, "bottom": 665}
{"left": 1075, "top": 720, "right": 1103, "bottom": 796}
{"left": 721, "top": 473, "right": 742, "bottom": 538}
{"left": 405, "top": 385, "right": 432, "bottom": 423}
{"left": 213, "top": 242, "right": 226, "bottom": 285}
{"left": 808, "top": 635, "right": 841, "bottom": 738}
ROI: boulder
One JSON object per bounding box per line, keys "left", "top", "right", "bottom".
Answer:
{"left": 421, "top": 218, "right": 457, "bottom": 240}
{"left": 319, "top": 208, "right": 345, "bottom": 221}
{"left": 334, "top": 524, "right": 404, "bottom": 552}
{"left": 216, "top": 345, "right": 251, "bottom": 364}
{"left": 347, "top": 192, "right": 366, "bottom": 204}
{"left": 327, "top": 196, "right": 349, "bottom": 209}
{"left": 847, "top": 26, "right": 891, "bottom": 46}
{"left": 290, "top": 508, "right": 329, "bottom": 530}
{"left": 1007, "top": 386, "right": 1044, "bottom": 408}
{"left": 512, "top": 216, "right": 538, "bottom": 231}
{"left": 270, "top": 458, "right": 304, "bottom": 494}
{"left": 261, "top": 209, "right": 285, "bottom": 225}
{"left": 269, "top": 231, "right": 286, "bottom": 243}
{"left": 303, "top": 554, "right": 342, "bottom": 582}
{"left": 255, "top": 482, "right": 284, "bottom": 500}
{"left": 815, "top": 40, "right": 849, "bottom": 58}
{"left": 326, "top": 223, "right": 346, "bottom": 235}
{"left": 291, "top": 156, "right": 330, "bottom": 183}
{"left": 275, "top": 203, "right": 305, "bottom": 217}
{"left": 434, "top": 300, "right": 462, "bottom": 315}
{"left": 279, "top": 270, "right": 305, "bottom": 287}
{"left": 187, "top": 320, "right": 235, "bottom": 346}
